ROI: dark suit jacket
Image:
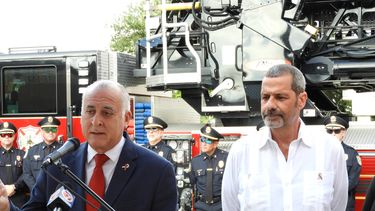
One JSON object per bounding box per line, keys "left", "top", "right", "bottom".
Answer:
{"left": 363, "top": 176, "right": 375, "bottom": 211}
{"left": 12, "top": 136, "right": 178, "bottom": 211}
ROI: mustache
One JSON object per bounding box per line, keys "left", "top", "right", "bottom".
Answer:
{"left": 262, "top": 108, "right": 282, "bottom": 117}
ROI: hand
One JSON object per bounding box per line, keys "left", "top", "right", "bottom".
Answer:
{"left": 4, "top": 185, "right": 15, "bottom": 197}
{"left": 0, "top": 180, "right": 10, "bottom": 211}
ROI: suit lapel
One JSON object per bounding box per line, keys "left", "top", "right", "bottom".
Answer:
{"left": 105, "top": 139, "right": 138, "bottom": 205}
{"left": 65, "top": 143, "right": 87, "bottom": 210}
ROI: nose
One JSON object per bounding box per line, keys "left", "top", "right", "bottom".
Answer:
{"left": 91, "top": 114, "right": 103, "bottom": 126}
{"left": 263, "top": 97, "right": 277, "bottom": 112}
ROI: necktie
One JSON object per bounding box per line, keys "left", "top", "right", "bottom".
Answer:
{"left": 206, "top": 157, "right": 213, "bottom": 203}
{"left": 44, "top": 145, "right": 53, "bottom": 158}
{"left": 86, "top": 154, "right": 109, "bottom": 211}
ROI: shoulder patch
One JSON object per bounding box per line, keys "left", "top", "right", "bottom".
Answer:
{"left": 357, "top": 155, "right": 362, "bottom": 166}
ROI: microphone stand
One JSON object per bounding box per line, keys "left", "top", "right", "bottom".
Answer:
{"left": 53, "top": 163, "right": 115, "bottom": 211}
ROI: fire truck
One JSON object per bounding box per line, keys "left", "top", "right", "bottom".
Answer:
{"left": 0, "top": 47, "right": 136, "bottom": 150}
{"left": 134, "top": 0, "right": 375, "bottom": 210}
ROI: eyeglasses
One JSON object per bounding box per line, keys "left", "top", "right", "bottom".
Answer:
{"left": 0, "top": 133, "right": 14, "bottom": 138}
{"left": 326, "top": 129, "right": 342, "bottom": 134}
{"left": 145, "top": 127, "right": 160, "bottom": 132}
{"left": 42, "top": 127, "right": 57, "bottom": 133}
{"left": 200, "top": 136, "right": 213, "bottom": 144}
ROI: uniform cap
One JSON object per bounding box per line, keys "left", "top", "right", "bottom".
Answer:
{"left": 38, "top": 116, "right": 61, "bottom": 128}
{"left": 144, "top": 116, "right": 168, "bottom": 129}
{"left": 200, "top": 124, "right": 223, "bottom": 141}
{"left": 0, "top": 122, "right": 17, "bottom": 134}
{"left": 324, "top": 115, "right": 349, "bottom": 129}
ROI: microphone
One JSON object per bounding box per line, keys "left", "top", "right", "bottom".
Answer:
{"left": 47, "top": 184, "right": 76, "bottom": 211}
{"left": 42, "top": 137, "right": 80, "bottom": 167}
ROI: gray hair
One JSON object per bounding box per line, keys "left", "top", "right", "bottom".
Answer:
{"left": 81, "top": 80, "right": 130, "bottom": 115}
{"left": 265, "top": 64, "right": 306, "bottom": 94}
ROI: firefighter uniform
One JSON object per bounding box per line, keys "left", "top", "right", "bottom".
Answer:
{"left": 0, "top": 122, "right": 29, "bottom": 207}
{"left": 144, "top": 116, "right": 176, "bottom": 165}
{"left": 22, "top": 116, "right": 63, "bottom": 190}
{"left": 324, "top": 115, "right": 361, "bottom": 211}
{"left": 190, "top": 125, "right": 228, "bottom": 211}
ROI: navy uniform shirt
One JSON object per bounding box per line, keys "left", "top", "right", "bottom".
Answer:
{"left": 23, "top": 141, "right": 62, "bottom": 190}
{"left": 342, "top": 142, "right": 361, "bottom": 211}
{"left": 190, "top": 148, "right": 228, "bottom": 211}
{"left": 0, "top": 147, "right": 29, "bottom": 207}
{"left": 145, "top": 141, "right": 176, "bottom": 165}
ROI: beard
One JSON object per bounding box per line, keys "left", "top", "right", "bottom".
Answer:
{"left": 262, "top": 108, "right": 284, "bottom": 128}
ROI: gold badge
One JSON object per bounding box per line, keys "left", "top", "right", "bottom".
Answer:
{"left": 330, "top": 116, "right": 337, "bottom": 123}
{"left": 48, "top": 116, "right": 53, "bottom": 123}
{"left": 205, "top": 126, "right": 211, "bottom": 134}
{"left": 158, "top": 151, "right": 164, "bottom": 157}
{"left": 357, "top": 155, "right": 362, "bottom": 166}
{"left": 4, "top": 122, "right": 9, "bottom": 128}
{"left": 218, "top": 160, "right": 225, "bottom": 168}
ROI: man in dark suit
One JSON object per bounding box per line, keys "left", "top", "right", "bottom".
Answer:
{"left": 324, "top": 115, "right": 361, "bottom": 211}
{"left": 0, "top": 80, "right": 178, "bottom": 211}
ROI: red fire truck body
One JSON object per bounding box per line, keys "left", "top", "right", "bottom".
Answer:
{"left": 0, "top": 49, "right": 136, "bottom": 149}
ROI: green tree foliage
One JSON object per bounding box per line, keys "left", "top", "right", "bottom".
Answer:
{"left": 324, "top": 90, "right": 352, "bottom": 115}
{"left": 110, "top": 0, "right": 161, "bottom": 54}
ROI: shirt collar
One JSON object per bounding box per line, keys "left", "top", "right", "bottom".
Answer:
{"left": 87, "top": 136, "right": 125, "bottom": 164}
{"left": 258, "top": 119, "right": 312, "bottom": 149}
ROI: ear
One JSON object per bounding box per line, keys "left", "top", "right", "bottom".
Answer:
{"left": 297, "top": 91, "right": 307, "bottom": 110}
{"left": 123, "top": 111, "right": 133, "bottom": 128}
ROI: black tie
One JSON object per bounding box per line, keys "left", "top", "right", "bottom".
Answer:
{"left": 44, "top": 145, "right": 53, "bottom": 157}
{"left": 206, "top": 157, "right": 213, "bottom": 203}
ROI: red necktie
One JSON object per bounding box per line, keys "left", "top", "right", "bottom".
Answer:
{"left": 86, "top": 154, "right": 109, "bottom": 211}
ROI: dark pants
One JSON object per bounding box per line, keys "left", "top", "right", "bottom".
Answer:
{"left": 194, "top": 200, "right": 222, "bottom": 211}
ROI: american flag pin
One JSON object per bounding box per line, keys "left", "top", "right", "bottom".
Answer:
{"left": 122, "top": 164, "right": 130, "bottom": 171}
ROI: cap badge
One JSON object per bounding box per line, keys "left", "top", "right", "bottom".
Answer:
{"left": 48, "top": 116, "right": 53, "bottom": 123}
{"left": 205, "top": 126, "right": 211, "bottom": 134}
{"left": 148, "top": 117, "right": 153, "bottom": 124}
{"left": 4, "top": 122, "right": 9, "bottom": 128}
{"left": 330, "top": 116, "right": 337, "bottom": 123}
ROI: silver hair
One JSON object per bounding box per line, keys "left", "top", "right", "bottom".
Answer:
{"left": 81, "top": 80, "right": 130, "bottom": 115}
{"left": 265, "top": 64, "right": 306, "bottom": 94}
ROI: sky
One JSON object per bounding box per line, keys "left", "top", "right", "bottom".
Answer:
{"left": 0, "top": 0, "right": 139, "bottom": 53}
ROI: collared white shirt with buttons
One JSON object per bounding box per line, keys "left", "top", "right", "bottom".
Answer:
{"left": 86, "top": 136, "right": 125, "bottom": 191}
{"left": 222, "top": 120, "right": 348, "bottom": 211}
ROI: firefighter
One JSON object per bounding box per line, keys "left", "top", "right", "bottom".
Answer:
{"left": 22, "top": 116, "right": 63, "bottom": 190}
{"left": 0, "top": 122, "right": 29, "bottom": 207}
{"left": 190, "top": 124, "right": 228, "bottom": 211}
{"left": 143, "top": 116, "right": 176, "bottom": 165}
{"left": 324, "top": 115, "right": 361, "bottom": 211}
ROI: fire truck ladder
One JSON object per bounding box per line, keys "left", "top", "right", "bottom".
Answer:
{"left": 145, "top": 0, "right": 202, "bottom": 89}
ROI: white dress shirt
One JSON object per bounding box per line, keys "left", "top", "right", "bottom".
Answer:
{"left": 222, "top": 120, "right": 348, "bottom": 211}
{"left": 86, "top": 137, "right": 125, "bottom": 191}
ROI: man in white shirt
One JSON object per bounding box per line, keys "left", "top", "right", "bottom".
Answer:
{"left": 222, "top": 64, "right": 348, "bottom": 211}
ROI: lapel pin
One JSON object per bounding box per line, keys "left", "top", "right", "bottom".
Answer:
{"left": 122, "top": 163, "right": 130, "bottom": 171}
